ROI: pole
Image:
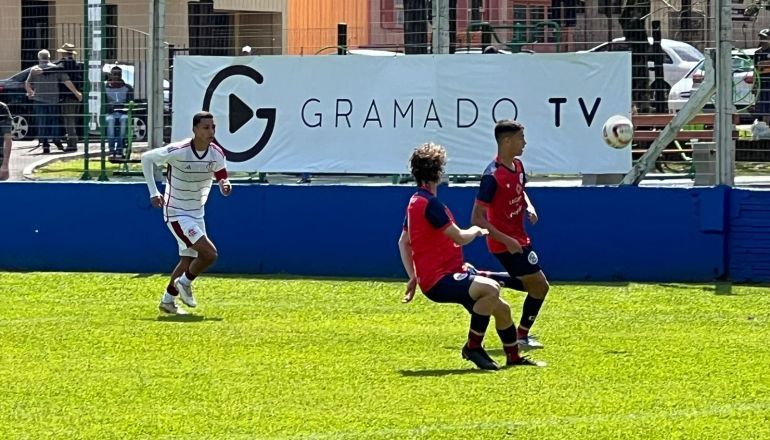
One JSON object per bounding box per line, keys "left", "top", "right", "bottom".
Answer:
{"left": 715, "top": 0, "right": 735, "bottom": 185}
{"left": 80, "top": 0, "right": 91, "bottom": 180}
{"left": 149, "top": 0, "right": 166, "bottom": 150}
{"left": 337, "top": 23, "right": 347, "bottom": 55}
{"left": 432, "top": 0, "right": 450, "bottom": 54}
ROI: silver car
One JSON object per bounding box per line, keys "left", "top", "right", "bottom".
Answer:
{"left": 580, "top": 37, "right": 704, "bottom": 88}
{"left": 668, "top": 49, "right": 756, "bottom": 114}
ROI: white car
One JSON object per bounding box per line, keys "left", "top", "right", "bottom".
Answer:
{"left": 579, "top": 37, "right": 704, "bottom": 87}
{"left": 668, "top": 49, "right": 756, "bottom": 113}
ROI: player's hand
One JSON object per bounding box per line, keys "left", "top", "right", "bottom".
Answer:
{"left": 402, "top": 278, "right": 418, "bottom": 303}
{"left": 527, "top": 209, "right": 539, "bottom": 225}
{"left": 219, "top": 179, "right": 232, "bottom": 196}
{"left": 75, "top": 91, "right": 83, "bottom": 102}
{"left": 505, "top": 237, "right": 524, "bottom": 254}
{"left": 469, "top": 226, "right": 489, "bottom": 237}
{"left": 150, "top": 195, "right": 164, "bottom": 208}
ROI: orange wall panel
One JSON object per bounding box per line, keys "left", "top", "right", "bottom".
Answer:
{"left": 287, "top": 0, "right": 370, "bottom": 55}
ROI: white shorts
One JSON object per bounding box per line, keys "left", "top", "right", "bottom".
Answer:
{"left": 167, "top": 218, "right": 206, "bottom": 257}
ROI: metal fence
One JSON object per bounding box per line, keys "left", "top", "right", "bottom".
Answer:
{"left": 2, "top": 0, "right": 770, "bottom": 185}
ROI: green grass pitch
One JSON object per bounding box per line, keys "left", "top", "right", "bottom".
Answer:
{"left": 1, "top": 273, "right": 768, "bottom": 439}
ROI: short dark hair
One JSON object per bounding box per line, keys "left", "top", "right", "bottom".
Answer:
{"left": 192, "top": 111, "right": 214, "bottom": 127}
{"left": 494, "top": 119, "right": 524, "bottom": 143}
{"left": 409, "top": 143, "right": 447, "bottom": 186}
{"left": 110, "top": 66, "right": 122, "bottom": 74}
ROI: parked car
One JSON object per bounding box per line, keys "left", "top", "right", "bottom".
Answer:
{"left": 668, "top": 49, "right": 756, "bottom": 116}
{"left": 0, "top": 63, "right": 169, "bottom": 141}
{"left": 579, "top": 37, "right": 704, "bottom": 88}
{"left": 0, "top": 67, "right": 35, "bottom": 140}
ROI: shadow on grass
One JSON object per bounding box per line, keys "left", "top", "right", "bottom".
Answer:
{"left": 399, "top": 368, "right": 493, "bottom": 377}
{"left": 138, "top": 315, "right": 224, "bottom": 323}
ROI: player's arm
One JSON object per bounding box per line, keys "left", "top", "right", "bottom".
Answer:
{"left": 398, "top": 229, "right": 415, "bottom": 280}
{"left": 423, "top": 198, "right": 487, "bottom": 246}
{"left": 398, "top": 228, "right": 418, "bottom": 303}
{"left": 141, "top": 147, "right": 173, "bottom": 207}
{"left": 524, "top": 191, "right": 538, "bottom": 224}
{"left": 471, "top": 174, "right": 523, "bottom": 253}
{"left": 214, "top": 155, "right": 232, "bottom": 196}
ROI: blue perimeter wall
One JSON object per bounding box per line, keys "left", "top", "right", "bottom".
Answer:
{"left": 0, "top": 182, "right": 767, "bottom": 282}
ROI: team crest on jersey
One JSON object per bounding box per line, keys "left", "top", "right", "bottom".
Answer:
{"left": 527, "top": 251, "right": 539, "bottom": 265}
{"left": 453, "top": 272, "right": 469, "bottom": 281}
{"left": 206, "top": 161, "right": 216, "bottom": 172}
{"left": 187, "top": 228, "right": 198, "bottom": 238}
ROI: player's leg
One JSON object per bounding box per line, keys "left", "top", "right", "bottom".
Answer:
{"left": 517, "top": 269, "right": 550, "bottom": 342}
{"left": 463, "top": 262, "right": 525, "bottom": 291}
{"left": 464, "top": 275, "right": 503, "bottom": 370}
{"left": 166, "top": 219, "right": 211, "bottom": 308}
{"left": 424, "top": 273, "right": 499, "bottom": 370}
{"left": 494, "top": 247, "right": 548, "bottom": 349}
{"left": 175, "top": 233, "right": 218, "bottom": 308}
{"left": 471, "top": 277, "right": 546, "bottom": 367}
{"left": 159, "top": 257, "right": 193, "bottom": 314}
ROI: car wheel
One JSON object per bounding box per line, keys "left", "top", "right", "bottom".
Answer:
{"left": 132, "top": 116, "right": 147, "bottom": 142}
{"left": 11, "top": 115, "right": 29, "bottom": 141}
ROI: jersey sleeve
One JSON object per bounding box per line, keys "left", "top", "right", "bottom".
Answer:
{"left": 476, "top": 174, "right": 498, "bottom": 205}
{"left": 142, "top": 145, "right": 177, "bottom": 167}
{"left": 213, "top": 147, "right": 228, "bottom": 180}
{"left": 140, "top": 146, "right": 177, "bottom": 198}
{"left": 425, "top": 198, "right": 452, "bottom": 230}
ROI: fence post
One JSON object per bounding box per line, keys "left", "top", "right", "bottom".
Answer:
{"left": 148, "top": 0, "right": 166, "bottom": 150}
{"left": 80, "top": 0, "right": 91, "bottom": 181}
{"left": 337, "top": 23, "right": 347, "bottom": 55}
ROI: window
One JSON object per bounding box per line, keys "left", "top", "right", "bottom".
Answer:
{"left": 188, "top": 0, "right": 233, "bottom": 56}
{"left": 381, "top": 0, "right": 405, "bottom": 29}
{"left": 103, "top": 4, "right": 118, "bottom": 63}
{"left": 510, "top": 3, "right": 553, "bottom": 43}
{"left": 671, "top": 45, "right": 705, "bottom": 63}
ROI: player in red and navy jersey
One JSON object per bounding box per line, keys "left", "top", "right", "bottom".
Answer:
{"left": 141, "top": 111, "right": 232, "bottom": 314}
{"left": 472, "top": 120, "right": 551, "bottom": 350}
{"left": 398, "top": 143, "right": 544, "bottom": 369}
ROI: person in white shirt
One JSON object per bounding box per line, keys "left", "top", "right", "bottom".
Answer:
{"left": 141, "top": 111, "right": 233, "bottom": 314}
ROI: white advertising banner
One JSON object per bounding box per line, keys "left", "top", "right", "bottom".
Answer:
{"left": 172, "top": 53, "right": 631, "bottom": 174}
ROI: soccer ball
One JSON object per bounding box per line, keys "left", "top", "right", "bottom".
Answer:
{"left": 602, "top": 115, "right": 634, "bottom": 149}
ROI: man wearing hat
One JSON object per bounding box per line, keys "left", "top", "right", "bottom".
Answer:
{"left": 241, "top": 45, "right": 252, "bottom": 56}
{"left": 53, "top": 43, "right": 83, "bottom": 152}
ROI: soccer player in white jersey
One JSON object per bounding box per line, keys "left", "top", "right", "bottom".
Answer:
{"left": 141, "top": 111, "right": 232, "bottom": 314}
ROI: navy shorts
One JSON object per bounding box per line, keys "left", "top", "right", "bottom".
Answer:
{"left": 424, "top": 272, "right": 476, "bottom": 313}
{"left": 494, "top": 245, "right": 542, "bottom": 277}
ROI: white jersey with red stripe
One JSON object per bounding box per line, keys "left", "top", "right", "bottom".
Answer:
{"left": 141, "top": 139, "right": 228, "bottom": 222}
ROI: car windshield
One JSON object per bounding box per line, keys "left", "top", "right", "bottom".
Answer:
{"left": 733, "top": 56, "right": 753, "bottom": 71}
{"left": 685, "top": 55, "right": 754, "bottom": 78}
{"left": 672, "top": 45, "right": 704, "bottom": 62}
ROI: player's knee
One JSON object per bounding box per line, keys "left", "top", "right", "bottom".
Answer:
{"left": 200, "top": 247, "right": 218, "bottom": 263}
{"left": 530, "top": 280, "right": 549, "bottom": 298}
{"left": 495, "top": 299, "right": 511, "bottom": 316}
